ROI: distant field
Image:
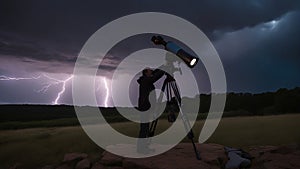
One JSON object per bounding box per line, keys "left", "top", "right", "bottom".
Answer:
{"left": 0, "top": 114, "right": 300, "bottom": 169}
{"left": 0, "top": 106, "right": 209, "bottom": 130}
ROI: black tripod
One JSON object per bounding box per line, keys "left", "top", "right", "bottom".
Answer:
{"left": 148, "top": 74, "right": 201, "bottom": 160}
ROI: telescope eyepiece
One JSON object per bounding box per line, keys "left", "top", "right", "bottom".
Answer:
{"left": 151, "top": 36, "right": 167, "bottom": 46}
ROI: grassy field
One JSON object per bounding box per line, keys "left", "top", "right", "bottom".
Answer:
{"left": 0, "top": 114, "right": 300, "bottom": 168}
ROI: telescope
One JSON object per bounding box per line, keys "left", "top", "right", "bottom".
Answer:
{"left": 149, "top": 35, "right": 201, "bottom": 160}
{"left": 151, "top": 36, "right": 199, "bottom": 68}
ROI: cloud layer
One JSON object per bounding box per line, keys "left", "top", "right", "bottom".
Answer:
{"left": 0, "top": 1, "right": 300, "bottom": 104}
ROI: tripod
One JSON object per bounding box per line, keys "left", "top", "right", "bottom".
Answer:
{"left": 148, "top": 74, "right": 201, "bottom": 160}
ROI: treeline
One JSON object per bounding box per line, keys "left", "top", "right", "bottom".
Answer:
{"left": 0, "top": 87, "right": 299, "bottom": 124}
{"left": 0, "top": 105, "right": 121, "bottom": 123}
{"left": 197, "top": 87, "right": 300, "bottom": 116}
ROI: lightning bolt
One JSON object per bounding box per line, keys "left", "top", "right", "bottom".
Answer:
{"left": 103, "top": 77, "right": 109, "bottom": 107}
{"left": 36, "top": 74, "right": 64, "bottom": 93}
{"left": 34, "top": 74, "right": 74, "bottom": 105}
{"left": 0, "top": 75, "right": 41, "bottom": 81}
{"left": 1, "top": 74, "right": 110, "bottom": 106}
{"left": 0, "top": 74, "right": 73, "bottom": 105}
{"left": 53, "top": 75, "right": 73, "bottom": 105}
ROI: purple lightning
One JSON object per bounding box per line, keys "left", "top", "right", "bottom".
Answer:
{"left": 53, "top": 75, "right": 73, "bottom": 104}
{"left": 1, "top": 74, "right": 111, "bottom": 106}
{"left": 95, "top": 76, "right": 110, "bottom": 107}
{"left": 0, "top": 75, "right": 41, "bottom": 81}
{"left": 103, "top": 77, "right": 110, "bottom": 107}
{"left": 34, "top": 74, "right": 74, "bottom": 104}
{"left": 0, "top": 74, "right": 73, "bottom": 105}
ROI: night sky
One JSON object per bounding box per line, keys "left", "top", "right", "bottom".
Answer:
{"left": 0, "top": 0, "right": 300, "bottom": 106}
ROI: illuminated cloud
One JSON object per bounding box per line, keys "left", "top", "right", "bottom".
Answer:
{"left": 0, "top": 1, "right": 299, "bottom": 105}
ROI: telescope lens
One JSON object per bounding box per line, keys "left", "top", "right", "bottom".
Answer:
{"left": 190, "top": 58, "right": 197, "bottom": 67}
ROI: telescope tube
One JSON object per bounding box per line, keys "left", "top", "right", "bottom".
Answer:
{"left": 151, "top": 36, "right": 199, "bottom": 68}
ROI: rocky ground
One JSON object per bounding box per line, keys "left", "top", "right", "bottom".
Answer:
{"left": 9, "top": 143, "right": 300, "bottom": 169}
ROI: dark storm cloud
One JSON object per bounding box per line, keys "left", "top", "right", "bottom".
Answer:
{"left": 0, "top": 30, "right": 77, "bottom": 62}
{"left": 96, "top": 64, "right": 122, "bottom": 77}
{"left": 0, "top": 0, "right": 141, "bottom": 44}
{"left": 214, "top": 11, "right": 300, "bottom": 92}
{"left": 1, "top": 0, "right": 299, "bottom": 62}
{"left": 97, "top": 56, "right": 121, "bottom": 75}
{"left": 0, "top": 0, "right": 300, "bottom": 105}
{"left": 1, "top": 0, "right": 299, "bottom": 42}
{"left": 190, "top": 0, "right": 300, "bottom": 33}
{"left": 215, "top": 11, "right": 300, "bottom": 62}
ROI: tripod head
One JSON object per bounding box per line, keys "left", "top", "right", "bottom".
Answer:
{"left": 164, "top": 73, "right": 176, "bottom": 82}
{"left": 163, "top": 52, "right": 182, "bottom": 79}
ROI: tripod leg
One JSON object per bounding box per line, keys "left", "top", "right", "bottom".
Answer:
{"left": 190, "top": 132, "right": 201, "bottom": 160}
{"left": 148, "top": 119, "right": 158, "bottom": 137}
{"left": 171, "top": 82, "right": 181, "bottom": 103}
{"left": 178, "top": 107, "right": 201, "bottom": 160}
{"left": 148, "top": 78, "right": 168, "bottom": 138}
{"left": 171, "top": 81, "right": 201, "bottom": 160}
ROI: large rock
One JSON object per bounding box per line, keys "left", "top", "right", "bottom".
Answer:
{"left": 262, "top": 153, "right": 300, "bottom": 169}
{"left": 249, "top": 145, "right": 278, "bottom": 157}
{"left": 197, "top": 143, "right": 227, "bottom": 165}
{"left": 75, "top": 159, "right": 91, "bottom": 169}
{"left": 123, "top": 156, "right": 213, "bottom": 169}
{"left": 57, "top": 153, "right": 88, "bottom": 169}
{"left": 101, "top": 143, "right": 226, "bottom": 169}
{"left": 100, "top": 151, "right": 123, "bottom": 166}
{"left": 99, "top": 143, "right": 300, "bottom": 169}
{"left": 250, "top": 144, "right": 300, "bottom": 169}
{"left": 38, "top": 143, "right": 300, "bottom": 169}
